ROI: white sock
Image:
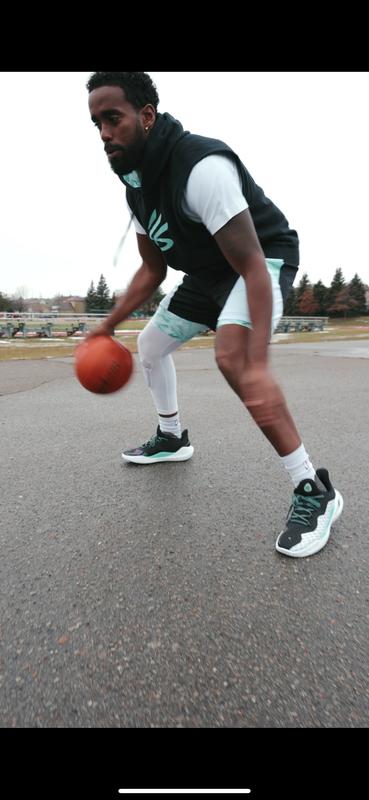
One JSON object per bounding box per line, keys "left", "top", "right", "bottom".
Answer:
{"left": 158, "top": 412, "right": 181, "bottom": 438}
{"left": 281, "top": 443, "right": 316, "bottom": 488}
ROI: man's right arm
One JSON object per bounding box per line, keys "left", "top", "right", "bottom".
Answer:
{"left": 88, "top": 235, "right": 167, "bottom": 336}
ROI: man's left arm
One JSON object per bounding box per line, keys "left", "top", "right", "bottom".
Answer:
{"left": 214, "top": 208, "right": 273, "bottom": 365}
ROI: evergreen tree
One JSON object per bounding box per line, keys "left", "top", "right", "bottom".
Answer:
{"left": 313, "top": 280, "right": 330, "bottom": 315}
{"left": 328, "top": 268, "right": 346, "bottom": 309}
{"left": 95, "top": 274, "right": 111, "bottom": 312}
{"left": 283, "top": 286, "right": 298, "bottom": 315}
{"left": 85, "top": 281, "right": 97, "bottom": 312}
{"left": 348, "top": 274, "right": 367, "bottom": 315}
{"left": 296, "top": 273, "right": 310, "bottom": 300}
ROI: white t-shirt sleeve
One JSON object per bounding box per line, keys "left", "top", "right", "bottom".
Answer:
{"left": 126, "top": 198, "right": 147, "bottom": 235}
{"left": 182, "top": 154, "right": 248, "bottom": 235}
{"left": 133, "top": 215, "right": 146, "bottom": 235}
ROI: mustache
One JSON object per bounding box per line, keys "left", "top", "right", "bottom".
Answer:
{"left": 104, "top": 144, "right": 124, "bottom": 154}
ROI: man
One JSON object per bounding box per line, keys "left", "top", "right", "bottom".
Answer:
{"left": 87, "top": 71, "right": 343, "bottom": 558}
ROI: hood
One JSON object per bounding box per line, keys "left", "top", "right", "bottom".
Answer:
{"left": 119, "top": 112, "right": 188, "bottom": 194}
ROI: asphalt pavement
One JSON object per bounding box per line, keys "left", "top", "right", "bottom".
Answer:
{"left": 1, "top": 339, "right": 368, "bottom": 727}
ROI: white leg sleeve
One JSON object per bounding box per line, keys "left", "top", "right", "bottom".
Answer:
{"left": 137, "top": 321, "right": 183, "bottom": 414}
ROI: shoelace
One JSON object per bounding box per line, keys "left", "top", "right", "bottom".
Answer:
{"left": 143, "top": 433, "right": 167, "bottom": 448}
{"left": 289, "top": 493, "right": 324, "bottom": 526}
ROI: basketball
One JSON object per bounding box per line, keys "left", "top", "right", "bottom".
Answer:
{"left": 75, "top": 335, "right": 133, "bottom": 394}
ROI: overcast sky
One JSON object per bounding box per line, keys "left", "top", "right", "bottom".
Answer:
{"left": 1, "top": 71, "right": 368, "bottom": 300}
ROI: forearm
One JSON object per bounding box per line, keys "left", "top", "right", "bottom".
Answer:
{"left": 240, "top": 255, "right": 273, "bottom": 364}
{"left": 104, "top": 262, "right": 166, "bottom": 330}
{"left": 214, "top": 211, "right": 273, "bottom": 363}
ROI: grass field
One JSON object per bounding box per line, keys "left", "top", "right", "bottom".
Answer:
{"left": 0, "top": 318, "right": 368, "bottom": 361}
{"left": 275, "top": 318, "right": 369, "bottom": 345}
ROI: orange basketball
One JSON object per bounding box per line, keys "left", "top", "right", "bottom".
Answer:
{"left": 75, "top": 335, "right": 133, "bottom": 394}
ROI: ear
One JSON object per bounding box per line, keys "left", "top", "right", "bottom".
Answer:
{"left": 141, "top": 104, "right": 156, "bottom": 130}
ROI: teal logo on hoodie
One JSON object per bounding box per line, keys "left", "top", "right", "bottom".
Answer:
{"left": 148, "top": 210, "right": 174, "bottom": 252}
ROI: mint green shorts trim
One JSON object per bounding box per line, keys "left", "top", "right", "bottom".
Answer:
{"left": 216, "top": 258, "right": 284, "bottom": 332}
{"left": 152, "top": 286, "right": 209, "bottom": 341}
{"left": 150, "top": 258, "right": 285, "bottom": 343}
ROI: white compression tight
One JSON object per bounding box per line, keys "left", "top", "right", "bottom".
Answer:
{"left": 137, "top": 322, "right": 183, "bottom": 414}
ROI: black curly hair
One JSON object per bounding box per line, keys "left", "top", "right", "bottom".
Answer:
{"left": 86, "top": 71, "right": 159, "bottom": 112}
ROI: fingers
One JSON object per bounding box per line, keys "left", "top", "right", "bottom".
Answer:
{"left": 86, "top": 325, "right": 114, "bottom": 339}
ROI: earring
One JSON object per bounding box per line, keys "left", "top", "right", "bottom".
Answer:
{"left": 145, "top": 126, "right": 149, "bottom": 131}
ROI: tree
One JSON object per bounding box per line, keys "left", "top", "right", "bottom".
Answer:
{"left": 328, "top": 268, "right": 346, "bottom": 310}
{"left": 348, "top": 274, "right": 367, "bottom": 315}
{"left": 283, "top": 286, "right": 298, "bottom": 316}
{"left": 11, "top": 294, "right": 25, "bottom": 312}
{"left": 328, "top": 286, "right": 358, "bottom": 317}
{"left": 95, "top": 274, "right": 111, "bottom": 312}
{"left": 85, "top": 281, "right": 97, "bottom": 312}
{"left": 298, "top": 288, "right": 319, "bottom": 316}
{"left": 14, "top": 285, "right": 29, "bottom": 300}
{"left": 313, "top": 280, "right": 330, "bottom": 315}
{"left": 296, "top": 273, "right": 310, "bottom": 302}
{"left": 137, "top": 286, "right": 165, "bottom": 316}
{"left": 0, "top": 292, "right": 14, "bottom": 312}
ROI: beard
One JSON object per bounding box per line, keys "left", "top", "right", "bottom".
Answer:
{"left": 108, "top": 122, "right": 147, "bottom": 176}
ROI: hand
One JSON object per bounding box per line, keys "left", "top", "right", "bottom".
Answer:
{"left": 85, "top": 320, "right": 115, "bottom": 340}
{"left": 242, "top": 365, "right": 285, "bottom": 428}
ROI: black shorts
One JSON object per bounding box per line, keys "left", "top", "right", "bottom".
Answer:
{"left": 166, "top": 264, "right": 298, "bottom": 330}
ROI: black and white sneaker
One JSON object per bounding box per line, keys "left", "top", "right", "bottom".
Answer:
{"left": 276, "top": 468, "right": 343, "bottom": 557}
{"left": 122, "top": 426, "right": 194, "bottom": 465}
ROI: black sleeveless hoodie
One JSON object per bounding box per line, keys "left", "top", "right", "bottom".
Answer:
{"left": 120, "top": 113, "right": 299, "bottom": 301}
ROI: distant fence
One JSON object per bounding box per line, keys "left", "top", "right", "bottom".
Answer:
{"left": 0, "top": 313, "right": 330, "bottom": 339}
{"left": 0, "top": 313, "right": 150, "bottom": 340}
{"left": 0, "top": 312, "right": 116, "bottom": 321}
{"left": 0, "top": 320, "right": 88, "bottom": 339}
{"left": 275, "top": 317, "right": 329, "bottom": 333}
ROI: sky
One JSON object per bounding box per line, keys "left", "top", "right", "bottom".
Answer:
{"left": 1, "top": 70, "right": 368, "bottom": 300}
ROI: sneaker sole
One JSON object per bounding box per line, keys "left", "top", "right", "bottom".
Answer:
{"left": 276, "top": 490, "right": 344, "bottom": 558}
{"left": 122, "top": 445, "right": 194, "bottom": 465}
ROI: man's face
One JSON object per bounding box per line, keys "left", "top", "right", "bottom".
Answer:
{"left": 89, "top": 85, "right": 147, "bottom": 175}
